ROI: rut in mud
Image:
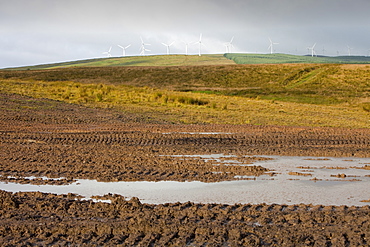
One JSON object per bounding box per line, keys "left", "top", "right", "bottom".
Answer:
{"left": 1, "top": 190, "right": 370, "bottom": 246}
{"left": 1, "top": 94, "right": 370, "bottom": 183}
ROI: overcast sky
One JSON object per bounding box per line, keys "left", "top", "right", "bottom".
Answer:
{"left": 1, "top": 0, "right": 370, "bottom": 68}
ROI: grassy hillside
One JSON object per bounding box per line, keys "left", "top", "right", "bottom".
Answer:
{"left": 225, "top": 53, "right": 370, "bottom": 64}
{"left": 6, "top": 55, "right": 235, "bottom": 70}
{"left": 1, "top": 64, "right": 369, "bottom": 128}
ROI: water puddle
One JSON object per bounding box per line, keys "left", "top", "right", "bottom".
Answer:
{"left": 1, "top": 155, "right": 370, "bottom": 206}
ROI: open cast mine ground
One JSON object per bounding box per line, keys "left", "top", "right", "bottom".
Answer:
{"left": 1, "top": 91, "right": 370, "bottom": 246}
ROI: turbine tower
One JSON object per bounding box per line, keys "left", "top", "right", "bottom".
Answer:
{"left": 162, "top": 41, "right": 175, "bottom": 55}
{"left": 117, "top": 44, "right": 131, "bottom": 57}
{"left": 268, "top": 38, "right": 279, "bottom": 54}
{"left": 347, "top": 45, "right": 353, "bottom": 56}
{"left": 139, "top": 36, "right": 151, "bottom": 56}
{"left": 194, "top": 33, "right": 205, "bottom": 56}
{"left": 102, "top": 46, "right": 112, "bottom": 57}
{"left": 307, "top": 43, "right": 317, "bottom": 57}
{"left": 182, "top": 41, "right": 191, "bottom": 55}
{"left": 224, "top": 36, "right": 234, "bottom": 53}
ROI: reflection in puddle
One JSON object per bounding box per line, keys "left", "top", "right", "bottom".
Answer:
{"left": 0, "top": 155, "right": 370, "bottom": 206}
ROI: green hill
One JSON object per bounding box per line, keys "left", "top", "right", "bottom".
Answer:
{"left": 7, "top": 53, "right": 370, "bottom": 70}
{"left": 7, "top": 55, "right": 235, "bottom": 70}
{"left": 225, "top": 53, "right": 370, "bottom": 64}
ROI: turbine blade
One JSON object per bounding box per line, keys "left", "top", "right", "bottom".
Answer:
{"left": 118, "top": 45, "right": 123, "bottom": 49}
{"left": 125, "top": 44, "right": 131, "bottom": 49}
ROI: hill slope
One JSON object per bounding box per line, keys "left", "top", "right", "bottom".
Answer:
{"left": 6, "top": 55, "right": 235, "bottom": 70}
{"left": 225, "top": 53, "right": 370, "bottom": 64}
{"left": 1, "top": 63, "right": 369, "bottom": 128}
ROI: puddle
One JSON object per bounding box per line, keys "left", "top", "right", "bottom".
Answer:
{"left": 1, "top": 155, "right": 370, "bottom": 206}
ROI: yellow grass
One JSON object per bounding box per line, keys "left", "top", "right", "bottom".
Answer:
{"left": 1, "top": 79, "right": 369, "bottom": 128}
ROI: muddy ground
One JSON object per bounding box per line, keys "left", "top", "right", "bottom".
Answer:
{"left": 1, "top": 93, "right": 370, "bottom": 246}
{"left": 0, "top": 190, "right": 369, "bottom": 246}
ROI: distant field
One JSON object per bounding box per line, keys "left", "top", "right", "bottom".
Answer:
{"left": 7, "top": 53, "right": 370, "bottom": 70}
{"left": 225, "top": 53, "right": 370, "bottom": 64}
{"left": 1, "top": 63, "right": 369, "bottom": 128}
{"left": 7, "top": 55, "right": 235, "bottom": 70}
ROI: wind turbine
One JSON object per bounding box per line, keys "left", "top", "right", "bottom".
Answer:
{"left": 268, "top": 38, "right": 279, "bottom": 54}
{"left": 182, "top": 41, "right": 191, "bottom": 55}
{"left": 194, "top": 33, "right": 205, "bottom": 56}
{"left": 139, "top": 36, "right": 151, "bottom": 56}
{"left": 117, "top": 44, "right": 131, "bottom": 57}
{"left": 102, "top": 46, "right": 112, "bottom": 57}
{"left": 307, "top": 43, "right": 317, "bottom": 57}
{"left": 224, "top": 36, "right": 234, "bottom": 53}
{"left": 162, "top": 41, "right": 175, "bottom": 55}
{"left": 347, "top": 45, "right": 353, "bottom": 56}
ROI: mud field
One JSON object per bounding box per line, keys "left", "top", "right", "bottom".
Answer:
{"left": 1, "top": 93, "right": 370, "bottom": 246}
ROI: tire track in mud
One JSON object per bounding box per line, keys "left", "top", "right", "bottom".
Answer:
{"left": 1, "top": 131, "right": 369, "bottom": 147}
{"left": 1, "top": 191, "right": 369, "bottom": 246}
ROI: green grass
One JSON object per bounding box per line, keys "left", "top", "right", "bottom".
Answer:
{"left": 5, "top": 55, "right": 235, "bottom": 70}
{"left": 225, "top": 53, "right": 370, "bottom": 64}
{"left": 6, "top": 53, "right": 370, "bottom": 71}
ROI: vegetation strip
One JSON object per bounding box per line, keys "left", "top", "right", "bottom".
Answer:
{"left": 1, "top": 63, "right": 369, "bottom": 128}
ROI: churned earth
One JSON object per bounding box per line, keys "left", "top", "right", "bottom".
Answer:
{"left": 1, "top": 93, "right": 370, "bottom": 246}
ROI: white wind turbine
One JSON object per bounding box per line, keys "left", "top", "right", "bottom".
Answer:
{"left": 224, "top": 36, "right": 234, "bottom": 53}
{"left": 347, "top": 45, "right": 353, "bottom": 56}
{"left": 194, "top": 33, "right": 205, "bottom": 56}
{"left": 139, "top": 36, "right": 151, "bottom": 56}
{"left": 102, "top": 46, "right": 112, "bottom": 57}
{"left": 162, "top": 41, "right": 175, "bottom": 55}
{"left": 268, "top": 38, "right": 279, "bottom": 54}
{"left": 182, "top": 41, "right": 191, "bottom": 55}
{"left": 117, "top": 44, "right": 131, "bottom": 57}
{"left": 307, "top": 43, "right": 317, "bottom": 57}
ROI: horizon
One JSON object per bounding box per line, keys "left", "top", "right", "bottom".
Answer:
{"left": 4, "top": 52, "right": 370, "bottom": 70}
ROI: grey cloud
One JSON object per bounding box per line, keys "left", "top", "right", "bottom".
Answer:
{"left": 1, "top": 0, "right": 370, "bottom": 68}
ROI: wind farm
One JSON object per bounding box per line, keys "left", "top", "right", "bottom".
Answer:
{"left": 73, "top": 33, "right": 370, "bottom": 64}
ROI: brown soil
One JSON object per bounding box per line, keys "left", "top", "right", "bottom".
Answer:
{"left": 0, "top": 190, "right": 369, "bottom": 246}
{"left": 1, "top": 93, "right": 369, "bottom": 184}
{"left": 1, "top": 93, "right": 370, "bottom": 245}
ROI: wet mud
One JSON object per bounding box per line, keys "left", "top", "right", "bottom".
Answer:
{"left": 1, "top": 93, "right": 370, "bottom": 245}
{"left": 1, "top": 94, "right": 370, "bottom": 184}
{"left": 1, "top": 190, "right": 370, "bottom": 246}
